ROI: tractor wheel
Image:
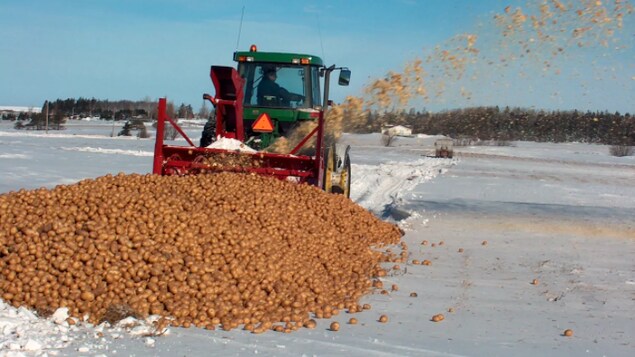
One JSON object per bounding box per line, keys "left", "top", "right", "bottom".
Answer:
{"left": 322, "top": 143, "right": 336, "bottom": 193}
{"left": 339, "top": 152, "right": 351, "bottom": 198}
{"left": 200, "top": 120, "right": 216, "bottom": 147}
{"left": 327, "top": 144, "right": 352, "bottom": 198}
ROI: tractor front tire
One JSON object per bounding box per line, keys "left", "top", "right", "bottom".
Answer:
{"left": 200, "top": 120, "right": 216, "bottom": 147}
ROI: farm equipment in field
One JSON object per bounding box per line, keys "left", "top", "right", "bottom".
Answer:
{"left": 434, "top": 139, "right": 454, "bottom": 158}
{"left": 152, "top": 45, "right": 352, "bottom": 197}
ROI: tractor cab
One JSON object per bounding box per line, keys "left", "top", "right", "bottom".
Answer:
{"left": 227, "top": 45, "right": 349, "bottom": 149}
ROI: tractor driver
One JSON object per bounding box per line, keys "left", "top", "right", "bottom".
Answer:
{"left": 257, "top": 67, "right": 304, "bottom": 107}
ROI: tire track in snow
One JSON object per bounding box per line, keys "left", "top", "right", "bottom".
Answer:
{"left": 199, "top": 333, "right": 468, "bottom": 357}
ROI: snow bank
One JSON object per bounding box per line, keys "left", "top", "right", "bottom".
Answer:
{"left": 0, "top": 301, "right": 169, "bottom": 356}
{"left": 59, "top": 147, "right": 154, "bottom": 157}
{"left": 351, "top": 158, "right": 456, "bottom": 217}
{"left": 0, "top": 130, "right": 140, "bottom": 141}
{"left": 0, "top": 301, "right": 75, "bottom": 355}
{"left": 175, "top": 118, "right": 207, "bottom": 126}
{"left": 0, "top": 154, "right": 30, "bottom": 159}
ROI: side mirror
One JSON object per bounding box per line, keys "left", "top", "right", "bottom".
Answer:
{"left": 338, "top": 69, "right": 351, "bottom": 86}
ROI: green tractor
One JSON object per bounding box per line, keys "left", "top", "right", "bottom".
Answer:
{"left": 153, "top": 44, "right": 352, "bottom": 197}
{"left": 200, "top": 45, "right": 350, "bottom": 149}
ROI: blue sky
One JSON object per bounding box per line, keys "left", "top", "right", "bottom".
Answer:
{"left": 1, "top": 0, "right": 633, "bottom": 113}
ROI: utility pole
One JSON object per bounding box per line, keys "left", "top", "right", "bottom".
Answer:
{"left": 45, "top": 100, "right": 49, "bottom": 134}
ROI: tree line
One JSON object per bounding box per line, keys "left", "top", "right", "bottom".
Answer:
{"left": 3, "top": 97, "right": 212, "bottom": 130}
{"left": 343, "top": 106, "right": 634, "bottom": 146}
{"left": 3, "top": 98, "right": 632, "bottom": 146}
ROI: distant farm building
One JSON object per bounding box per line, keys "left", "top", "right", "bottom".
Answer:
{"left": 381, "top": 124, "right": 413, "bottom": 137}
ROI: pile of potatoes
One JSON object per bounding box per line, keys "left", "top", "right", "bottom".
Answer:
{"left": 0, "top": 172, "right": 402, "bottom": 332}
{"left": 196, "top": 152, "right": 263, "bottom": 172}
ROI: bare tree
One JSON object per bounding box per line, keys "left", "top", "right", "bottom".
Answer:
{"left": 381, "top": 132, "right": 396, "bottom": 147}
{"left": 166, "top": 101, "right": 176, "bottom": 119}
{"left": 137, "top": 125, "right": 151, "bottom": 139}
{"left": 609, "top": 145, "right": 634, "bottom": 157}
{"left": 198, "top": 101, "right": 210, "bottom": 119}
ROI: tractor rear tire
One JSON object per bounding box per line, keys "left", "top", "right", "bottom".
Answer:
{"left": 325, "top": 144, "right": 351, "bottom": 198}
{"left": 322, "top": 144, "right": 336, "bottom": 193}
{"left": 341, "top": 152, "right": 351, "bottom": 198}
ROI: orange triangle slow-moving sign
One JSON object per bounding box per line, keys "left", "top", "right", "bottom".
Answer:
{"left": 252, "top": 113, "right": 274, "bottom": 132}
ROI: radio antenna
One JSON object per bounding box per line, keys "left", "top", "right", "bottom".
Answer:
{"left": 316, "top": 12, "right": 325, "bottom": 59}
{"left": 236, "top": 5, "right": 245, "bottom": 50}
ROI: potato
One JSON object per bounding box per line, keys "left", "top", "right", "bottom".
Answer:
{"left": 432, "top": 314, "right": 445, "bottom": 322}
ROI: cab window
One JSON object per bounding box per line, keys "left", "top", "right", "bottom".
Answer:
{"left": 238, "top": 63, "right": 320, "bottom": 109}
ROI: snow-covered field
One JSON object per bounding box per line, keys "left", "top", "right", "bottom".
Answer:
{"left": 0, "top": 120, "right": 633, "bottom": 356}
